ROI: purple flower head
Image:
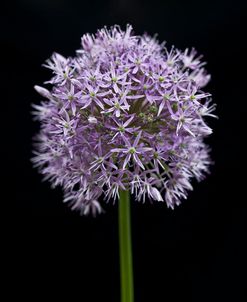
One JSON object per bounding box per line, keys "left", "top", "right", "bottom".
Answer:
{"left": 32, "top": 25, "right": 216, "bottom": 215}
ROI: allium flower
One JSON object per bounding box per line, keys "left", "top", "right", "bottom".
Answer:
{"left": 32, "top": 25, "right": 216, "bottom": 215}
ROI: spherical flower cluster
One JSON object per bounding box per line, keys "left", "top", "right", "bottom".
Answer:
{"left": 32, "top": 25, "right": 216, "bottom": 215}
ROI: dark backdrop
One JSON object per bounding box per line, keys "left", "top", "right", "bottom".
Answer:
{"left": 5, "top": 0, "right": 247, "bottom": 301}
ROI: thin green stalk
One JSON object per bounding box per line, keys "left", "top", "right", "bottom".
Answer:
{"left": 119, "top": 190, "right": 134, "bottom": 302}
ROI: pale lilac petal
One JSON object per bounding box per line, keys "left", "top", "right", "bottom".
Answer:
{"left": 123, "top": 154, "right": 131, "bottom": 170}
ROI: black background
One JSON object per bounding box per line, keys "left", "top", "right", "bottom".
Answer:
{"left": 5, "top": 0, "right": 247, "bottom": 301}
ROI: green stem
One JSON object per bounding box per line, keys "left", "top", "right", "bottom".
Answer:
{"left": 119, "top": 190, "right": 134, "bottom": 302}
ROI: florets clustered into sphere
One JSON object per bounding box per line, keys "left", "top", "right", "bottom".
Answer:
{"left": 33, "top": 25, "right": 216, "bottom": 215}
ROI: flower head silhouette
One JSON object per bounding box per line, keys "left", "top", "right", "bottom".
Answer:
{"left": 32, "top": 25, "right": 216, "bottom": 215}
